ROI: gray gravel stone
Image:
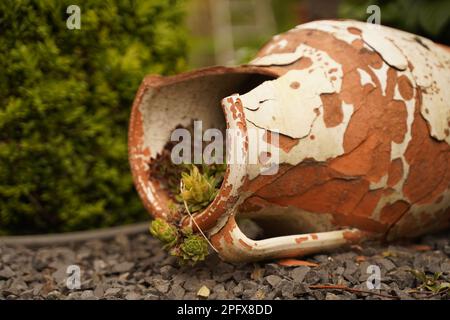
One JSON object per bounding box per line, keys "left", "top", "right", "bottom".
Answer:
{"left": 113, "top": 262, "right": 134, "bottom": 273}
{"left": 388, "top": 267, "right": 416, "bottom": 289}
{"left": 93, "top": 284, "right": 105, "bottom": 297}
{"left": 441, "top": 261, "right": 450, "bottom": 274}
{"left": 10, "top": 279, "right": 28, "bottom": 292}
{"left": 153, "top": 279, "right": 170, "bottom": 294}
{"left": 93, "top": 259, "right": 107, "bottom": 272}
{"left": 183, "top": 277, "right": 199, "bottom": 291}
{"left": 278, "top": 279, "right": 294, "bottom": 299}
{"left": 51, "top": 267, "right": 67, "bottom": 285}
{"left": 160, "top": 265, "right": 176, "bottom": 280}
{"left": 304, "top": 270, "right": 320, "bottom": 284}
{"left": 443, "top": 245, "right": 450, "bottom": 256}
{"left": 80, "top": 290, "right": 98, "bottom": 300}
{"left": 0, "top": 267, "right": 15, "bottom": 279}
{"left": 344, "top": 261, "right": 358, "bottom": 276}
{"left": 1, "top": 230, "right": 448, "bottom": 300}
{"left": 265, "top": 275, "right": 282, "bottom": 287}
{"left": 377, "top": 258, "right": 396, "bottom": 272}
{"left": 232, "top": 283, "right": 243, "bottom": 296}
{"left": 125, "top": 292, "right": 141, "bottom": 300}
{"left": 326, "top": 293, "right": 341, "bottom": 300}
{"left": 66, "top": 292, "right": 82, "bottom": 300}
{"left": 213, "top": 284, "right": 230, "bottom": 300}
{"left": 292, "top": 283, "right": 309, "bottom": 297}
{"left": 334, "top": 266, "right": 345, "bottom": 276}
{"left": 265, "top": 263, "right": 281, "bottom": 274}
{"left": 105, "top": 287, "right": 122, "bottom": 296}
{"left": 144, "top": 293, "right": 159, "bottom": 300}
{"left": 232, "top": 270, "right": 248, "bottom": 282}
{"left": 46, "top": 290, "right": 62, "bottom": 300}
{"left": 168, "top": 283, "right": 185, "bottom": 299}
{"left": 290, "top": 267, "right": 310, "bottom": 283}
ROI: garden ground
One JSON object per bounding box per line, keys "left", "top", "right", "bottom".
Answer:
{"left": 0, "top": 227, "right": 449, "bottom": 300}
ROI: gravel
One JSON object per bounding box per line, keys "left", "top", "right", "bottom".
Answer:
{"left": 290, "top": 266, "right": 310, "bottom": 283}
{"left": 0, "top": 231, "right": 449, "bottom": 300}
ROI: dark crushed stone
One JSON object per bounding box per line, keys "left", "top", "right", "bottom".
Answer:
{"left": 0, "top": 231, "right": 449, "bottom": 300}
{"left": 0, "top": 267, "right": 15, "bottom": 279}
{"left": 290, "top": 266, "right": 310, "bottom": 283}
{"left": 265, "top": 275, "right": 282, "bottom": 287}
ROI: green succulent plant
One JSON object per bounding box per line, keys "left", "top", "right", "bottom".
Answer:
{"left": 149, "top": 218, "right": 210, "bottom": 265}
{"left": 409, "top": 269, "right": 450, "bottom": 293}
{"left": 201, "top": 163, "right": 227, "bottom": 185}
{"left": 148, "top": 148, "right": 226, "bottom": 264}
{"left": 178, "top": 165, "right": 220, "bottom": 212}
{"left": 178, "top": 233, "right": 209, "bottom": 264}
{"left": 149, "top": 218, "right": 179, "bottom": 248}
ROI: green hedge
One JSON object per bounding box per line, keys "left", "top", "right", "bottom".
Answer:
{"left": 0, "top": 0, "right": 187, "bottom": 235}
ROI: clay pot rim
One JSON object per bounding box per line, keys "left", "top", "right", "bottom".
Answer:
{"left": 128, "top": 64, "right": 279, "bottom": 231}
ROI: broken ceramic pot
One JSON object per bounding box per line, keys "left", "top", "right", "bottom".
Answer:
{"left": 129, "top": 20, "right": 450, "bottom": 262}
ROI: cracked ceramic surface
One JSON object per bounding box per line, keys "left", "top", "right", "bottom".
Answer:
{"left": 129, "top": 20, "right": 450, "bottom": 262}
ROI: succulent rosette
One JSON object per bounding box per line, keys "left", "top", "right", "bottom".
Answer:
{"left": 149, "top": 218, "right": 178, "bottom": 248}
{"left": 179, "top": 234, "right": 209, "bottom": 263}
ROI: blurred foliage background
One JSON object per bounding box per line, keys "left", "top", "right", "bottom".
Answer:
{"left": 339, "top": 0, "right": 450, "bottom": 45}
{"left": 0, "top": 0, "right": 448, "bottom": 235}
{"left": 187, "top": 0, "right": 449, "bottom": 68}
{"left": 0, "top": 0, "right": 187, "bottom": 235}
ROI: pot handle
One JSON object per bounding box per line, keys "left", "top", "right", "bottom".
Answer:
{"left": 210, "top": 215, "right": 369, "bottom": 262}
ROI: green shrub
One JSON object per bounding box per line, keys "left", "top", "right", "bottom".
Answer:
{"left": 0, "top": 0, "right": 188, "bottom": 235}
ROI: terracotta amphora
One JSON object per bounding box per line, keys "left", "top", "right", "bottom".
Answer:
{"left": 129, "top": 20, "right": 450, "bottom": 262}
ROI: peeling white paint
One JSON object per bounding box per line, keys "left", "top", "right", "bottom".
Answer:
{"left": 369, "top": 174, "right": 388, "bottom": 190}
{"left": 138, "top": 176, "right": 165, "bottom": 218}
{"left": 361, "top": 28, "right": 408, "bottom": 70}
{"left": 373, "top": 27, "right": 450, "bottom": 143}
{"left": 244, "top": 68, "right": 336, "bottom": 139}
{"left": 280, "top": 102, "right": 354, "bottom": 166}
{"left": 277, "top": 39, "right": 288, "bottom": 49}
{"left": 295, "top": 20, "right": 361, "bottom": 46}
{"left": 250, "top": 45, "right": 305, "bottom": 66}
{"left": 369, "top": 62, "right": 390, "bottom": 96}
{"left": 357, "top": 68, "right": 376, "bottom": 87}
{"left": 420, "top": 77, "right": 450, "bottom": 143}
{"left": 245, "top": 44, "right": 343, "bottom": 139}
{"left": 291, "top": 20, "right": 450, "bottom": 144}
{"left": 370, "top": 71, "right": 415, "bottom": 221}
{"left": 238, "top": 81, "right": 277, "bottom": 111}
{"left": 250, "top": 42, "right": 339, "bottom": 67}
{"left": 296, "top": 20, "right": 409, "bottom": 70}
{"left": 391, "top": 75, "right": 415, "bottom": 161}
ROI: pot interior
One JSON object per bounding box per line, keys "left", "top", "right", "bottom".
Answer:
{"left": 140, "top": 71, "right": 275, "bottom": 159}
{"left": 138, "top": 69, "right": 276, "bottom": 220}
{"left": 236, "top": 207, "right": 336, "bottom": 240}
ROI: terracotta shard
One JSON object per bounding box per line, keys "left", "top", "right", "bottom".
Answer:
{"left": 277, "top": 259, "right": 319, "bottom": 267}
